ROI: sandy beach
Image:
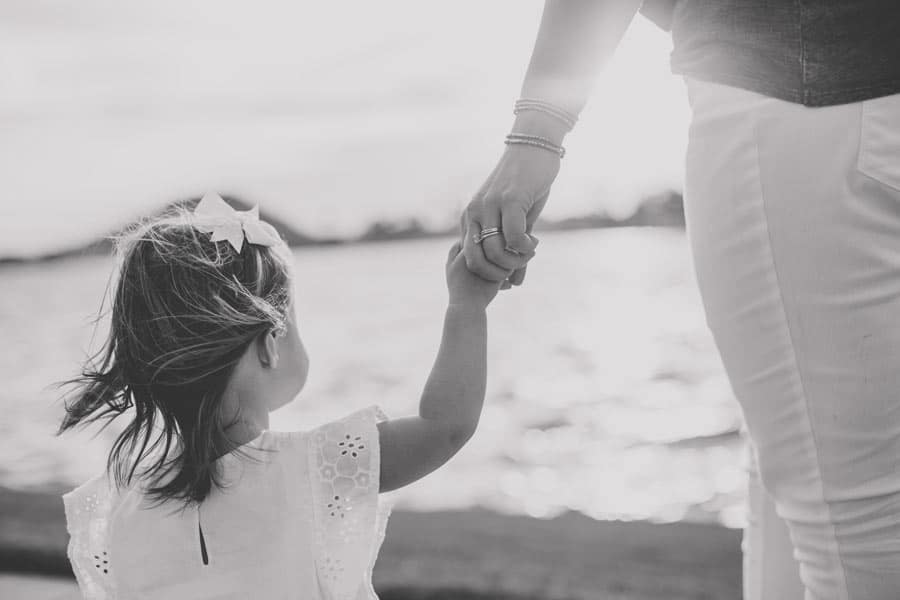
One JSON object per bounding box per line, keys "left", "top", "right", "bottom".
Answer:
{"left": 1, "top": 485, "right": 740, "bottom": 599}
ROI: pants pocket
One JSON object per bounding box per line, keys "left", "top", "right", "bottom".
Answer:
{"left": 858, "top": 93, "right": 900, "bottom": 192}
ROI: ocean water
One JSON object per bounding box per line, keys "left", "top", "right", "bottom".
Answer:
{"left": 0, "top": 228, "right": 747, "bottom": 527}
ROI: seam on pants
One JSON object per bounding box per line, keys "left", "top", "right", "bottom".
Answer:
{"left": 750, "top": 109, "right": 851, "bottom": 600}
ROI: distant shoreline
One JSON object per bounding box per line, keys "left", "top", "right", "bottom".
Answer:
{"left": 1, "top": 485, "right": 740, "bottom": 599}
{"left": 0, "top": 191, "right": 684, "bottom": 266}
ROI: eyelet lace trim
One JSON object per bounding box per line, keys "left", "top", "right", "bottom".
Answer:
{"left": 308, "top": 405, "right": 391, "bottom": 600}
{"left": 63, "top": 474, "right": 117, "bottom": 599}
{"left": 62, "top": 406, "right": 391, "bottom": 600}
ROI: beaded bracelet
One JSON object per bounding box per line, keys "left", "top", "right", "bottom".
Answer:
{"left": 514, "top": 98, "right": 578, "bottom": 131}
{"left": 505, "top": 133, "right": 566, "bottom": 159}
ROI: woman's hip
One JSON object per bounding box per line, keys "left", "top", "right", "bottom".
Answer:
{"left": 683, "top": 77, "right": 900, "bottom": 597}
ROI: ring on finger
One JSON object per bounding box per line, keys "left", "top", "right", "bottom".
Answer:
{"left": 473, "top": 227, "right": 502, "bottom": 244}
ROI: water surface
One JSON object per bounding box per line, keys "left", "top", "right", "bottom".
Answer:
{"left": 0, "top": 229, "right": 746, "bottom": 526}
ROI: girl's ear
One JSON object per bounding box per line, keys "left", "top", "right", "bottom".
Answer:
{"left": 256, "top": 329, "right": 280, "bottom": 369}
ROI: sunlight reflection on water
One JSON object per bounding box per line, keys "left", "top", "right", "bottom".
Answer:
{"left": 0, "top": 229, "right": 747, "bottom": 527}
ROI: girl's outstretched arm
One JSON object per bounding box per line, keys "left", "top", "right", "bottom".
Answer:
{"left": 377, "top": 242, "right": 501, "bottom": 493}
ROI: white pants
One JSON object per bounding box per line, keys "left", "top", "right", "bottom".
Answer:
{"left": 684, "top": 77, "right": 900, "bottom": 599}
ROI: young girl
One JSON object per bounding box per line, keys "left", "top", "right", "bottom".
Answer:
{"left": 60, "top": 193, "right": 505, "bottom": 599}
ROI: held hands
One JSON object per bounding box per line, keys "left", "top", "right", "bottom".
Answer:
{"left": 460, "top": 141, "right": 560, "bottom": 289}
{"left": 446, "top": 241, "right": 502, "bottom": 310}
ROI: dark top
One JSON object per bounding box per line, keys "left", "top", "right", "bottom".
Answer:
{"left": 640, "top": 0, "right": 900, "bottom": 106}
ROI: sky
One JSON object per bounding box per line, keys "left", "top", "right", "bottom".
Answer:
{"left": 0, "top": 1, "right": 690, "bottom": 258}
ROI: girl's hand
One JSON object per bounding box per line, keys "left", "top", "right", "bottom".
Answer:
{"left": 446, "top": 241, "right": 503, "bottom": 309}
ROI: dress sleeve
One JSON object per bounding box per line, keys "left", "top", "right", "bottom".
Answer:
{"left": 307, "top": 405, "right": 391, "bottom": 600}
{"left": 62, "top": 474, "right": 117, "bottom": 599}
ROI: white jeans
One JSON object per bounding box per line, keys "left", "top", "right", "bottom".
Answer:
{"left": 684, "top": 77, "right": 900, "bottom": 599}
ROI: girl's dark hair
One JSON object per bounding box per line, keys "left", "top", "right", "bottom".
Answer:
{"left": 58, "top": 203, "right": 292, "bottom": 506}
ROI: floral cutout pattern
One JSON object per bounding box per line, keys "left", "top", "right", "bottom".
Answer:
{"left": 308, "top": 406, "right": 389, "bottom": 600}
{"left": 93, "top": 550, "right": 110, "bottom": 574}
{"left": 338, "top": 435, "right": 365, "bottom": 458}
{"left": 63, "top": 475, "right": 116, "bottom": 599}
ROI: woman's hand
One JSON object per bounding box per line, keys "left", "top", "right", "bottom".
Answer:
{"left": 459, "top": 0, "right": 643, "bottom": 288}
{"left": 461, "top": 141, "right": 559, "bottom": 287}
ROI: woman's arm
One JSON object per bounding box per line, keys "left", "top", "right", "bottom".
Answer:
{"left": 463, "top": 0, "right": 642, "bottom": 283}
{"left": 377, "top": 242, "right": 499, "bottom": 493}
{"left": 521, "top": 0, "right": 643, "bottom": 123}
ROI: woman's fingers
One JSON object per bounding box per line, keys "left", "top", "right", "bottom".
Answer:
{"left": 500, "top": 206, "right": 537, "bottom": 257}
{"left": 481, "top": 201, "right": 534, "bottom": 271}
{"left": 480, "top": 236, "right": 524, "bottom": 271}
{"left": 505, "top": 233, "right": 539, "bottom": 288}
{"left": 462, "top": 217, "right": 513, "bottom": 282}
{"left": 460, "top": 186, "right": 545, "bottom": 286}
{"left": 508, "top": 265, "right": 528, "bottom": 287}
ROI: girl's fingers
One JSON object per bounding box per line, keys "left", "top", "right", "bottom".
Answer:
{"left": 446, "top": 241, "right": 463, "bottom": 267}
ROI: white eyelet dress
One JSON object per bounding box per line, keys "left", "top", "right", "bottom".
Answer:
{"left": 62, "top": 406, "right": 390, "bottom": 600}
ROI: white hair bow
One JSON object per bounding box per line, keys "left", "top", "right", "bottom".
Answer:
{"left": 192, "top": 192, "right": 282, "bottom": 253}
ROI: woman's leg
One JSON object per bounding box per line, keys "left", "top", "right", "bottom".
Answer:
{"left": 744, "top": 447, "right": 804, "bottom": 599}
{"left": 684, "top": 77, "right": 900, "bottom": 599}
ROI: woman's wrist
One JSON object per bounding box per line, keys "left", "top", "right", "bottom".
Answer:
{"left": 511, "top": 110, "right": 569, "bottom": 146}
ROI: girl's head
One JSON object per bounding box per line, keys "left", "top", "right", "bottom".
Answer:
{"left": 59, "top": 199, "right": 309, "bottom": 505}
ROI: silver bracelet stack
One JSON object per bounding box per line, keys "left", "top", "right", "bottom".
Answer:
{"left": 514, "top": 98, "right": 578, "bottom": 131}
{"left": 505, "top": 133, "right": 566, "bottom": 159}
